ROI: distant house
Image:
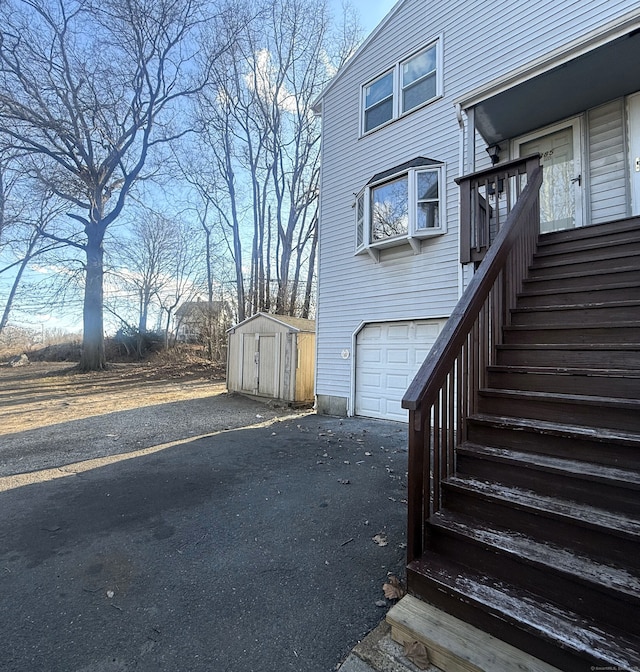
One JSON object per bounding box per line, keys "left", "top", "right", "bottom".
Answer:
{"left": 314, "top": 1, "right": 640, "bottom": 670}
{"left": 175, "top": 300, "right": 230, "bottom": 344}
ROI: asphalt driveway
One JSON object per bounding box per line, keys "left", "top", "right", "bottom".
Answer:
{"left": 0, "top": 402, "right": 408, "bottom": 672}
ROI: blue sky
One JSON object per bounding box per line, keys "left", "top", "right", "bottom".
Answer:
{"left": 1, "top": 0, "right": 399, "bottom": 338}
{"left": 342, "top": 0, "right": 396, "bottom": 37}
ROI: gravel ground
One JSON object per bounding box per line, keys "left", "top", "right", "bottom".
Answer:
{"left": 0, "top": 379, "right": 302, "bottom": 481}
{"left": 0, "top": 364, "right": 409, "bottom": 672}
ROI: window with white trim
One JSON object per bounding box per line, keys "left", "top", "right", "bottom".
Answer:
{"left": 355, "top": 158, "right": 445, "bottom": 259}
{"left": 361, "top": 39, "right": 442, "bottom": 135}
{"left": 363, "top": 70, "right": 394, "bottom": 133}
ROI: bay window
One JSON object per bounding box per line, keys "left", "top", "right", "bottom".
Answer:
{"left": 355, "top": 158, "right": 445, "bottom": 259}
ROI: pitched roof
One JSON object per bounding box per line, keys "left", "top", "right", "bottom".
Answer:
{"left": 312, "top": 0, "right": 407, "bottom": 113}
{"left": 228, "top": 312, "right": 316, "bottom": 333}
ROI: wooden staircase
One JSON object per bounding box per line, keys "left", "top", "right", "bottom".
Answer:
{"left": 406, "top": 218, "right": 640, "bottom": 671}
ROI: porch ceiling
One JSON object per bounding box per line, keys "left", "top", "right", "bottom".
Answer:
{"left": 474, "top": 30, "right": 640, "bottom": 145}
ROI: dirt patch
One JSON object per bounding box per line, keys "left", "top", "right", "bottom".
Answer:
{"left": 0, "top": 361, "right": 227, "bottom": 435}
{"left": 0, "top": 361, "right": 309, "bottom": 482}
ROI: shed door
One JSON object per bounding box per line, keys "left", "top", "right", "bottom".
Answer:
{"left": 241, "top": 335, "right": 257, "bottom": 392}
{"left": 240, "top": 333, "right": 279, "bottom": 397}
{"left": 257, "top": 334, "right": 278, "bottom": 397}
{"left": 355, "top": 320, "right": 442, "bottom": 422}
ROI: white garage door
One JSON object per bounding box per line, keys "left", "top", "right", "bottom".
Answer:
{"left": 355, "top": 320, "right": 443, "bottom": 422}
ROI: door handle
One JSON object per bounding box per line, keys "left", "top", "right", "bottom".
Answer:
{"left": 571, "top": 174, "right": 581, "bottom": 186}
{"left": 635, "top": 157, "right": 640, "bottom": 172}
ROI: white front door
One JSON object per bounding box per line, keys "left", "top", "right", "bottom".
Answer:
{"left": 515, "top": 118, "right": 583, "bottom": 233}
{"left": 629, "top": 93, "right": 640, "bottom": 217}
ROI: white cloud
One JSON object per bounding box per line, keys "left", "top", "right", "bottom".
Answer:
{"left": 245, "top": 49, "right": 298, "bottom": 114}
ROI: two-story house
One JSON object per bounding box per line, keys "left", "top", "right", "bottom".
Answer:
{"left": 315, "top": 1, "right": 640, "bottom": 669}
{"left": 315, "top": 0, "right": 640, "bottom": 422}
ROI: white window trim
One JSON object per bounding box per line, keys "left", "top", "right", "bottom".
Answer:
{"left": 360, "top": 36, "right": 443, "bottom": 137}
{"left": 355, "top": 163, "right": 446, "bottom": 261}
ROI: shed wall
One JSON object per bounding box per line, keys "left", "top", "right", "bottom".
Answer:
{"left": 227, "top": 317, "right": 315, "bottom": 402}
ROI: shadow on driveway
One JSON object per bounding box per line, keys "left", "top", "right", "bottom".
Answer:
{"left": 0, "top": 414, "right": 408, "bottom": 672}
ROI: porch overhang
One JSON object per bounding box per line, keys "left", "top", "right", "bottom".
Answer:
{"left": 459, "top": 21, "right": 640, "bottom": 146}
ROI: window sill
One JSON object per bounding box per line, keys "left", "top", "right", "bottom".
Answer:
{"left": 359, "top": 93, "right": 444, "bottom": 139}
{"left": 355, "top": 228, "right": 444, "bottom": 261}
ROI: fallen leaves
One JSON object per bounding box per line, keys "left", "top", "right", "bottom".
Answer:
{"left": 382, "top": 575, "right": 406, "bottom": 600}
{"left": 372, "top": 533, "right": 388, "bottom": 547}
{"left": 404, "top": 640, "right": 431, "bottom": 669}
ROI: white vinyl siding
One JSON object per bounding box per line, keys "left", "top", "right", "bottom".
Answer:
{"left": 588, "top": 99, "right": 629, "bottom": 224}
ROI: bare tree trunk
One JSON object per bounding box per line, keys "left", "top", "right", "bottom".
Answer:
{"left": 302, "top": 217, "right": 317, "bottom": 319}
{"left": 0, "top": 234, "right": 39, "bottom": 334}
{"left": 79, "top": 231, "right": 106, "bottom": 371}
{"left": 204, "top": 225, "right": 214, "bottom": 360}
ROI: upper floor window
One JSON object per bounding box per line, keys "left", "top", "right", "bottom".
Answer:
{"left": 364, "top": 70, "right": 394, "bottom": 133}
{"left": 355, "top": 157, "right": 445, "bottom": 260}
{"left": 361, "top": 39, "right": 442, "bottom": 135}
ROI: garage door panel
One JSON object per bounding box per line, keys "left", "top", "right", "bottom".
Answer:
{"left": 387, "top": 324, "right": 411, "bottom": 339}
{"left": 416, "top": 324, "right": 440, "bottom": 339}
{"left": 384, "top": 400, "right": 406, "bottom": 422}
{"left": 359, "top": 326, "right": 382, "bottom": 341}
{"left": 359, "top": 371, "right": 382, "bottom": 388}
{"left": 359, "top": 347, "right": 383, "bottom": 363}
{"left": 414, "top": 347, "right": 432, "bottom": 362}
{"left": 355, "top": 320, "right": 443, "bottom": 422}
{"left": 386, "top": 373, "right": 410, "bottom": 391}
{"left": 357, "top": 395, "right": 382, "bottom": 415}
{"left": 386, "top": 348, "right": 410, "bottom": 365}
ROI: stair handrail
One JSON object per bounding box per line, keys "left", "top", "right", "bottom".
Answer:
{"left": 402, "top": 158, "right": 542, "bottom": 563}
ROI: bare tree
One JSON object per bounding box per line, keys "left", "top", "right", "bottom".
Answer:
{"left": 192, "top": 0, "right": 360, "bottom": 320}
{"left": 0, "top": 151, "right": 72, "bottom": 333}
{"left": 111, "top": 211, "right": 183, "bottom": 336}
{"left": 0, "top": 0, "right": 239, "bottom": 370}
{"left": 153, "top": 221, "right": 204, "bottom": 348}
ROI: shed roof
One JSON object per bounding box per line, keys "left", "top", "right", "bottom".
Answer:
{"left": 228, "top": 312, "right": 316, "bottom": 334}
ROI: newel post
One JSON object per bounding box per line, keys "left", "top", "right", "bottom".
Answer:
{"left": 407, "top": 408, "right": 426, "bottom": 563}
{"left": 459, "top": 176, "right": 472, "bottom": 264}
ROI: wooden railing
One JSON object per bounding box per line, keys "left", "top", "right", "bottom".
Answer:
{"left": 402, "top": 158, "right": 542, "bottom": 563}
{"left": 460, "top": 155, "right": 541, "bottom": 264}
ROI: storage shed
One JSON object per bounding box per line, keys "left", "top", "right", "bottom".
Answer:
{"left": 226, "top": 313, "right": 316, "bottom": 403}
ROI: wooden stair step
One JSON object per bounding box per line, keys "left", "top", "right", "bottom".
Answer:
{"left": 517, "top": 282, "right": 640, "bottom": 308}
{"left": 428, "top": 509, "right": 640, "bottom": 630}
{"left": 510, "top": 300, "right": 640, "bottom": 326}
{"left": 537, "top": 217, "right": 640, "bottom": 246}
{"left": 443, "top": 475, "right": 640, "bottom": 564}
{"left": 486, "top": 364, "right": 640, "bottom": 398}
{"left": 527, "top": 249, "right": 640, "bottom": 275}
{"left": 478, "top": 388, "right": 640, "bottom": 431}
{"left": 522, "top": 265, "right": 639, "bottom": 291}
{"left": 457, "top": 442, "right": 640, "bottom": 514}
{"left": 502, "top": 323, "right": 640, "bottom": 344}
{"left": 407, "top": 551, "right": 640, "bottom": 672}
{"left": 387, "top": 596, "right": 563, "bottom": 672}
{"left": 532, "top": 235, "right": 640, "bottom": 259}
{"left": 445, "top": 475, "right": 640, "bottom": 540}
{"left": 495, "top": 343, "right": 640, "bottom": 369}
{"left": 466, "top": 413, "right": 640, "bottom": 469}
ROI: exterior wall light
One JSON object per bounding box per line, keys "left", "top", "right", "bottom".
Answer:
{"left": 486, "top": 144, "right": 501, "bottom": 165}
